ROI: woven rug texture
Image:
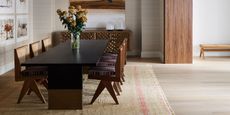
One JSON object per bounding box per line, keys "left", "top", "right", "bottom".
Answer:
{"left": 0, "top": 65, "right": 174, "bottom": 115}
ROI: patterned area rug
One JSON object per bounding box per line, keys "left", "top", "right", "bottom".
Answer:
{"left": 0, "top": 65, "right": 174, "bottom": 115}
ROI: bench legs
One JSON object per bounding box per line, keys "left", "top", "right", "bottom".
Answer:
{"left": 200, "top": 48, "right": 205, "bottom": 59}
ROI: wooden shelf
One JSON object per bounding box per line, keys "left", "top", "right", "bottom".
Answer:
{"left": 70, "top": 0, "right": 125, "bottom": 9}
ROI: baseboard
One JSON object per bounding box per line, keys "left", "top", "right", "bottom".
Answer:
{"left": 159, "top": 52, "right": 164, "bottom": 62}
{"left": 127, "top": 50, "right": 141, "bottom": 56}
{"left": 0, "top": 62, "right": 14, "bottom": 75}
{"left": 141, "top": 51, "right": 161, "bottom": 58}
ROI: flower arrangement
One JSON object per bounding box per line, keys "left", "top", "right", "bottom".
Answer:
{"left": 4, "top": 23, "right": 13, "bottom": 40}
{"left": 57, "top": 5, "right": 87, "bottom": 49}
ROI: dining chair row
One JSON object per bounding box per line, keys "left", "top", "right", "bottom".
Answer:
{"left": 88, "top": 37, "right": 128, "bottom": 104}
{"left": 14, "top": 37, "right": 52, "bottom": 104}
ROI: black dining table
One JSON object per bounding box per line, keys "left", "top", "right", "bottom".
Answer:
{"left": 21, "top": 40, "right": 108, "bottom": 109}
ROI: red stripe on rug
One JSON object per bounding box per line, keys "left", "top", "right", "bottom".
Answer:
{"left": 134, "top": 66, "right": 149, "bottom": 115}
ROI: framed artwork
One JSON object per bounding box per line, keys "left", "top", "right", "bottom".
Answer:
{"left": 70, "top": 0, "right": 125, "bottom": 9}
{"left": 0, "top": 0, "right": 15, "bottom": 14}
{"left": 0, "top": 15, "right": 14, "bottom": 42}
{"left": 16, "top": 15, "right": 28, "bottom": 42}
{"left": 16, "top": 0, "right": 28, "bottom": 13}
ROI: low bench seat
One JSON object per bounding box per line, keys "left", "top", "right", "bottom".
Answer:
{"left": 200, "top": 44, "right": 230, "bottom": 59}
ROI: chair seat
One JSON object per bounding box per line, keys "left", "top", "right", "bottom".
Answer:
{"left": 103, "top": 53, "right": 118, "bottom": 57}
{"left": 100, "top": 55, "right": 117, "bottom": 60}
{"left": 89, "top": 66, "right": 115, "bottom": 76}
{"left": 96, "top": 54, "right": 117, "bottom": 67}
{"left": 96, "top": 61, "right": 116, "bottom": 66}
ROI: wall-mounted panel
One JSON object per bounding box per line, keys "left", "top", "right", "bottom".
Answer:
{"left": 165, "top": 0, "right": 193, "bottom": 63}
{"left": 70, "top": 0, "right": 125, "bottom": 9}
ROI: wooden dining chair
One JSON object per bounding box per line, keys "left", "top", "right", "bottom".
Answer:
{"left": 29, "top": 41, "right": 48, "bottom": 90}
{"left": 29, "top": 41, "right": 41, "bottom": 58}
{"left": 88, "top": 44, "right": 124, "bottom": 104}
{"left": 103, "top": 38, "right": 127, "bottom": 81}
{"left": 14, "top": 45, "right": 48, "bottom": 103}
{"left": 94, "top": 38, "right": 127, "bottom": 95}
{"left": 41, "top": 37, "right": 52, "bottom": 52}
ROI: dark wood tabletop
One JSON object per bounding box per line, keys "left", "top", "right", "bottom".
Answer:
{"left": 21, "top": 40, "right": 108, "bottom": 66}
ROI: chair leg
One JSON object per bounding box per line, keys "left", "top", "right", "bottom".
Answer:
{"left": 91, "top": 81, "right": 119, "bottom": 104}
{"left": 30, "top": 80, "right": 46, "bottom": 103}
{"left": 120, "top": 81, "right": 123, "bottom": 85}
{"left": 91, "top": 81, "right": 106, "bottom": 104}
{"left": 116, "top": 82, "right": 122, "bottom": 92}
{"left": 121, "top": 74, "right": 125, "bottom": 82}
{"left": 18, "top": 79, "right": 46, "bottom": 104}
{"left": 200, "top": 48, "right": 202, "bottom": 58}
{"left": 28, "top": 78, "right": 48, "bottom": 95}
{"left": 27, "top": 88, "right": 32, "bottom": 95}
{"left": 17, "top": 79, "right": 32, "bottom": 103}
{"left": 42, "top": 79, "right": 48, "bottom": 89}
{"left": 113, "top": 82, "right": 120, "bottom": 95}
{"left": 202, "top": 51, "right": 205, "bottom": 59}
{"left": 104, "top": 81, "right": 119, "bottom": 104}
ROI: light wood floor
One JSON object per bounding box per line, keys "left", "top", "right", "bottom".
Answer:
{"left": 152, "top": 57, "right": 230, "bottom": 115}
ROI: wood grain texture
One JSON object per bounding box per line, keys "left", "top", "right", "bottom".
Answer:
{"left": 48, "top": 90, "right": 82, "bottom": 109}
{"left": 154, "top": 57, "right": 230, "bottom": 115}
{"left": 164, "top": 0, "right": 193, "bottom": 63}
{"left": 200, "top": 44, "right": 230, "bottom": 59}
{"left": 70, "top": 0, "right": 125, "bottom": 9}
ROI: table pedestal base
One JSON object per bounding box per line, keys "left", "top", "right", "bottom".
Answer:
{"left": 48, "top": 89, "right": 82, "bottom": 109}
{"left": 48, "top": 65, "right": 83, "bottom": 109}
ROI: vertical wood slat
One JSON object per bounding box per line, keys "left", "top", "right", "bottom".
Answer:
{"left": 164, "top": 0, "right": 193, "bottom": 63}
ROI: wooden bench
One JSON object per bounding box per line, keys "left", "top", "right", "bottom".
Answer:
{"left": 200, "top": 44, "right": 230, "bottom": 59}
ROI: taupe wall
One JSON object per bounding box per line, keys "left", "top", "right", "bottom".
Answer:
{"left": 125, "top": 0, "right": 141, "bottom": 56}
{"left": 54, "top": 0, "right": 70, "bottom": 31}
{"left": 33, "top": 0, "right": 55, "bottom": 41}
{"left": 141, "top": 0, "right": 162, "bottom": 58}
{"left": 160, "top": 0, "right": 165, "bottom": 61}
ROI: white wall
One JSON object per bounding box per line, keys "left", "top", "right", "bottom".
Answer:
{"left": 54, "top": 2, "right": 126, "bottom": 30}
{"left": 193, "top": 0, "right": 230, "bottom": 56}
{"left": 86, "top": 9, "right": 125, "bottom": 29}
{"left": 0, "top": 0, "right": 33, "bottom": 75}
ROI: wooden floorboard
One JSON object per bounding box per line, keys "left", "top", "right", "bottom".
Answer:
{"left": 153, "top": 57, "right": 230, "bottom": 115}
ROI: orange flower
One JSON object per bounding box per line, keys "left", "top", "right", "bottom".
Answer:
{"left": 56, "top": 5, "right": 87, "bottom": 34}
{"left": 4, "top": 24, "right": 13, "bottom": 32}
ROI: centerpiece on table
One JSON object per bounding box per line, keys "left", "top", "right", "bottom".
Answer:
{"left": 57, "top": 5, "right": 87, "bottom": 49}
